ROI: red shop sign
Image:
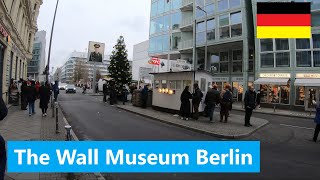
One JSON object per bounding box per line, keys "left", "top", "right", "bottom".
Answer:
{"left": 148, "top": 57, "right": 160, "bottom": 66}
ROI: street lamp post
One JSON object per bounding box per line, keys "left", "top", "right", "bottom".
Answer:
{"left": 46, "top": 0, "right": 60, "bottom": 82}
{"left": 196, "top": 6, "right": 208, "bottom": 71}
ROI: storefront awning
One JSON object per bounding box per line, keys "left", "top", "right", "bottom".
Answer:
{"left": 295, "top": 79, "right": 320, "bottom": 87}
{"left": 254, "top": 78, "right": 289, "bottom": 85}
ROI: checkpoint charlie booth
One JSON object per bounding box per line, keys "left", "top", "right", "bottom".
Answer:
{"left": 254, "top": 73, "right": 320, "bottom": 111}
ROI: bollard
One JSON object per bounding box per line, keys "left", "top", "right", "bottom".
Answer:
{"left": 65, "top": 125, "right": 72, "bottom": 141}
{"left": 55, "top": 102, "right": 59, "bottom": 134}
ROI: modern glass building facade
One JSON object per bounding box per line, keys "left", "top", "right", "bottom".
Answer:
{"left": 252, "top": 0, "right": 320, "bottom": 111}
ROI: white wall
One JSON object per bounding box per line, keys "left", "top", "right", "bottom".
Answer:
{"left": 132, "top": 40, "right": 151, "bottom": 81}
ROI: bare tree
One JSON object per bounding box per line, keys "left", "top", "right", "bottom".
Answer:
{"left": 74, "top": 60, "right": 88, "bottom": 83}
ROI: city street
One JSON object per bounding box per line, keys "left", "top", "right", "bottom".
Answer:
{"left": 58, "top": 89, "right": 320, "bottom": 180}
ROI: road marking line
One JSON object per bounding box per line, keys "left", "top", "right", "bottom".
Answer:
{"left": 280, "top": 124, "right": 315, "bottom": 130}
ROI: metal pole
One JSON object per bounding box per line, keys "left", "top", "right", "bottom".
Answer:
{"left": 55, "top": 102, "right": 59, "bottom": 134}
{"left": 192, "top": 18, "right": 197, "bottom": 114}
{"left": 46, "top": 0, "right": 60, "bottom": 81}
{"left": 65, "top": 125, "right": 72, "bottom": 141}
{"left": 93, "top": 62, "right": 97, "bottom": 93}
{"left": 204, "top": 12, "right": 208, "bottom": 71}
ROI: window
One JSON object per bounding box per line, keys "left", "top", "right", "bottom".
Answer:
{"left": 280, "top": 86, "right": 290, "bottom": 104}
{"left": 196, "top": 0, "right": 205, "bottom": 7}
{"left": 172, "top": 0, "right": 181, "bottom": 10}
{"left": 163, "top": 15, "right": 170, "bottom": 31}
{"left": 197, "top": 22, "right": 205, "bottom": 32}
{"left": 162, "top": 34, "right": 170, "bottom": 52}
{"left": 176, "top": 81, "right": 182, "bottom": 90}
{"left": 260, "top": 39, "right": 273, "bottom": 52}
{"left": 296, "top": 39, "right": 310, "bottom": 49}
{"left": 296, "top": 51, "right": 312, "bottom": 67}
{"left": 220, "top": 52, "right": 228, "bottom": 61}
{"left": 161, "top": 80, "right": 167, "bottom": 89}
{"left": 313, "top": 34, "right": 320, "bottom": 49}
{"left": 230, "top": 11, "right": 241, "bottom": 24}
{"left": 151, "top": 2, "right": 157, "bottom": 17}
{"left": 205, "top": 4, "right": 215, "bottom": 16}
{"left": 249, "top": 49, "right": 254, "bottom": 72}
{"left": 230, "top": 12, "right": 242, "bottom": 37}
{"left": 171, "top": 12, "right": 181, "bottom": 30}
{"left": 171, "top": 32, "right": 181, "bottom": 50}
{"left": 312, "top": 13, "right": 320, "bottom": 27}
{"left": 220, "top": 51, "right": 229, "bottom": 73}
{"left": 261, "top": 53, "right": 274, "bottom": 68}
{"left": 295, "top": 86, "right": 305, "bottom": 106}
{"left": 157, "top": 0, "right": 164, "bottom": 15}
{"left": 218, "top": 0, "right": 228, "bottom": 12}
{"left": 229, "top": 0, "right": 241, "bottom": 8}
{"left": 196, "top": 32, "right": 206, "bottom": 45}
{"left": 164, "top": 0, "right": 171, "bottom": 12}
{"left": 276, "top": 39, "right": 289, "bottom": 50}
{"left": 314, "top": 51, "right": 320, "bottom": 67}
{"left": 232, "top": 50, "right": 242, "bottom": 73}
{"left": 219, "top": 14, "right": 229, "bottom": 27}
{"left": 207, "top": 19, "right": 215, "bottom": 41}
{"left": 169, "top": 80, "right": 176, "bottom": 89}
{"left": 200, "top": 78, "right": 206, "bottom": 92}
{"left": 276, "top": 52, "right": 290, "bottom": 67}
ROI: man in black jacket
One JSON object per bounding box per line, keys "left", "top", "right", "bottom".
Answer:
{"left": 244, "top": 86, "right": 256, "bottom": 127}
{"left": 205, "top": 84, "right": 220, "bottom": 122}
{"left": 192, "top": 84, "right": 203, "bottom": 120}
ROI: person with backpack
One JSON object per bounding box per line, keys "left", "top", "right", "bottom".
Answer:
{"left": 244, "top": 85, "right": 256, "bottom": 127}
{"left": 220, "top": 84, "right": 232, "bottom": 123}
{"left": 0, "top": 96, "right": 8, "bottom": 180}
{"left": 205, "top": 84, "right": 220, "bottom": 122}
{"left": 192, "top": 84, "right": 203, "bottom": 120}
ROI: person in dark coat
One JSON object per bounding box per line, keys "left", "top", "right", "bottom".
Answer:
{"left": 244, "top": 86, "right": 256, "bottom": 127}
{"left": 141, "top": 85, "right": 149, "bottom": 108}
{"left": 256, "top": 90, "right": 261, "bottom": 109}
{"left": 121, "top": 86, "right": 128, "bottom": 105}
{"left": 180, "top": 86, "right": 192, "bottom": 120}
{"left": 39, "top": 82, "right": 50, "bottom": 117}
{"left": 26, "top": 81, "right": 37, "bottom": 116}
{"left": 205, "top": 84, "right": 220, "bottom": 122}
{"left": 103, "top": 81, "right": 108, "bottom": 103}
{"left": 192, "top": 84, "right": 203, "bottom": 120}
{"left": 109, "top": 82, "right": 116, "bottom": 105}
{"left": 53, "top": 81, "right": 59, "bottom": 101}
{"left": 20, "top": 80, "right": 27, "bottom": 110}
{"left": 313, "top": 101, "right": 320, "bottom": 142}
{"left": 220, "top": 84, "right": 232, "bottom": 123}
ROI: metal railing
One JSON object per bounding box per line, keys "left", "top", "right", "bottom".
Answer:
{"left": 178, "top": 39, "right": 193, "bottom": 50}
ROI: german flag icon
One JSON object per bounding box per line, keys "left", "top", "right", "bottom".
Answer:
{"left": 257, "top": 2, "right": 311, "bottom": 39}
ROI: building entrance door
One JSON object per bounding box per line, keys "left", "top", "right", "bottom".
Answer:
{"left": 306, "top": 87, "right": 320, "bottom": 111}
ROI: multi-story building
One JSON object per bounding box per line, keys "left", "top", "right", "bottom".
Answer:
{"left": 252, "top": 0, "right": 320, "bottom": 111}
{"left": 0, "top": 0, "right": 42, "bottom": 102}
{"left": 60, "top": 51, "right": 110, "bottom": 84}
{"left": 53, "top": 67, "right": 61, "bottom": 82}
{"left": 27, "top": 30, "right": 46, "bottom": 82}
{"left": 149, "top": 0, "right": 254, "bottom": 111}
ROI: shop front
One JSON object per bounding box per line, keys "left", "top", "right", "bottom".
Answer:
{"left": 231, "top": 77, "right": 254, "bottom": 102}
{"left": 212, "top": 77, "right": 229, "bottom": 92}
{"left": 294, "top": 73, "right": 320, "bottom": 111}
{"left": 254, "top": 73, "right": 291, "bottom": 108}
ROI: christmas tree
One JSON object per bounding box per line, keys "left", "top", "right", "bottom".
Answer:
{"left": 108, "top": 36, "right": 132, "bottom": 94}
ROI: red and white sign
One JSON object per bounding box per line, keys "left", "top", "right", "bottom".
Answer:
{"left": 148, "top": 57, "right": 160, "bottom": 66}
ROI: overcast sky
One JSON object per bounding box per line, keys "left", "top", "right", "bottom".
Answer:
{"left": 37, "top": 0, "right": 150, "bottom": 71}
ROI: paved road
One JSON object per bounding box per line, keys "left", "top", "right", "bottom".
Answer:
{"left": 58, "top": 90, "right": 320, "bottom": 180}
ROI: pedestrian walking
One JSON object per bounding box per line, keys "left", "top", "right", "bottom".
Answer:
{"left": 313, "top": 101, "right": 320, "bottom": 142}
{"left": 0, "top": 96, "right": 8, "bottom": 180}
{"left": 244, "top": 86, "right": 256, "bottom": 127}
{"left": 82, "top": 84, "right": 87, "bottom": 94}
{"left": 192, "top": 84, "right": 203, "bottom": 120}
{"left": 39, "top": 82, "right": 50, "bottom": 117}
{"left": 21, "top": 80, "right": 27, "bottom": 110}
{"left": 256, "top": 90, "right": 261, "bottom": 109}
{"left": 26, "top": 81, "right": 37, "bottom": 116}
{"left": 53, "top": 81, "right": 59, "bottom": 101}
{"left": 220, "top": 84, "right": 232, "bottom": 123}
{"left": 180, "top": 86, "right": 192, "bottom": 120}
{"left": 141, "top": 85, "right": 149, "bottom": 108}
{"left": 205, "top": 84, "right": 220, "bottom": 122}
{"left": 103, "top": 81, "right": 108, "bottom": 102}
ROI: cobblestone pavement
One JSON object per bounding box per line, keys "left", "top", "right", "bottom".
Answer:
{"left": 0, "top": 100, "right": 99, "bottom": 180}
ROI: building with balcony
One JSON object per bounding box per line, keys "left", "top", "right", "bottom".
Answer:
{"left": 149, "top": 0, "right": 254, "bottom": 111}
{"left": 59, "top": 51, "right": 110, "bottom": 84}
{"left": 252, "top": 0, "right": 320, "bottom": 111}
{"left": 27, "top": 30, "right": 46, "bottom": 82}
{"left": 0, "top": 0, "right": 42, "bottom": 103}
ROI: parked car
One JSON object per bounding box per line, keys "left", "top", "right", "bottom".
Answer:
{"left": 66, "top": 85, "right": 76, "bottom": 93}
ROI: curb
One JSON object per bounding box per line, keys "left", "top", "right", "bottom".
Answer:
{"left": 117, "top": 106, "right": 269, "bottom": 139}
{"left": 59, "top": 105, "right": 106, "bottom": 180}
{"left": 232, "top": 107, "right": 314, "bottom": 120}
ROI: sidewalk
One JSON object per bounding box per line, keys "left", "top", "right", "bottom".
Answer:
{"left": 117, "top": 104, "right": 269, "bottom": 139}
{"left": 232, "top": 103, "right": 315, "bottom": 119}
{"left": 0, "top": 101, "right": 99, "bottom": 180}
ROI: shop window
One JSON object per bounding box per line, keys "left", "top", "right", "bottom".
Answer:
{"left": 176, "top": 81, "right": 182, "bottom": 90}
{"left": 154, "top": 80, "right": 160, "bottom": 89}
{"left": 169, "top": 80, "right": 176, "bottom": 89}
{"left": 296, "top": 51, "right": 312, "bottom": 67}
{"left": 295, "top": 86, "right": 305, "bottom": 106}
{"left": 314, "top": 51, "right": 320, "bottom": 67}
{"left": 280, "top": 86, "right": 290, "bottom": 105}
{"left": 296, "top": 39, "right": 310, "bottom": 49}
{"left": 260, "top": 84, "right": 290, "bottom": 104}
{"left": 261, "top": 53, "right": 274, "bottom": 68}
{"left": 161, "top": 80, "right": 167, "bottom": 88}
{"left": 260, "top": 39, "right": 273, "bottom": 52}
{"left": 276, "top": 52, "right": 290, "bottom": 67}
{"left": 276, "top": 39, "right": 289, "bottom": 51}
{"left": 313, "top": 34, "right": 320, "bottom": 49}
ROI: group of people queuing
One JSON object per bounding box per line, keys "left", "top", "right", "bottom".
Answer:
{"left": 180, "top": 83, "right": 258, "bottom": 127}
{"left": 11, "top": 79, "right": 60, "bottom": 117}
{"left": 102, "top": 81, "right": 129, "bottom": 106}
